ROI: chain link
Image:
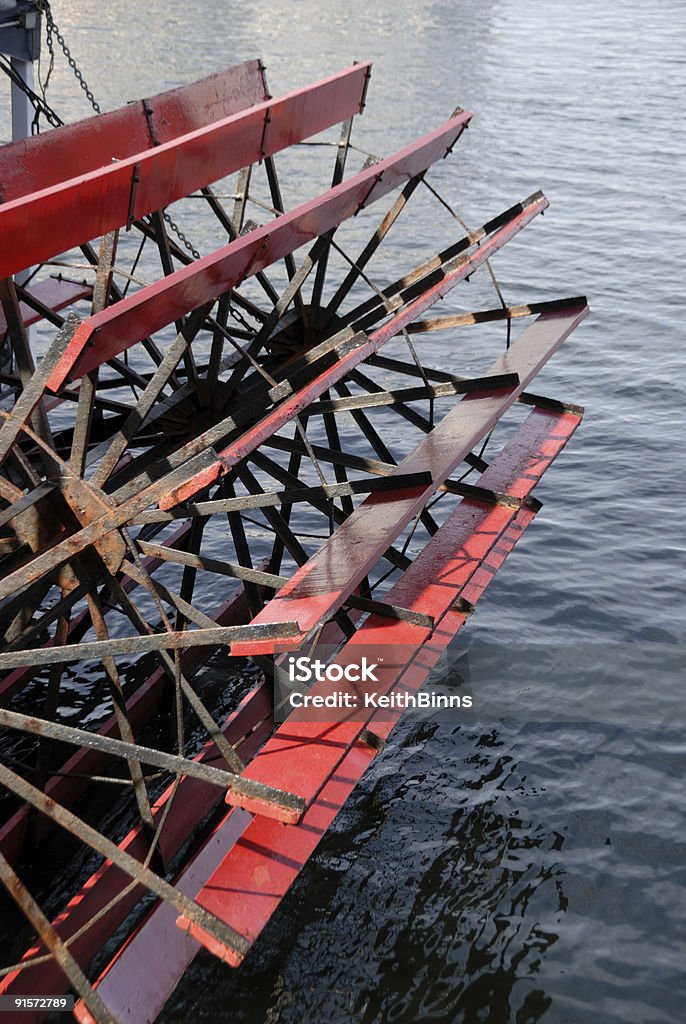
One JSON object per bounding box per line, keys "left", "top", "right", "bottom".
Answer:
{"left": 227, "top": 302, "right": 257, "bottom": 334}
{"left": 31, "top": 3, "right": 202, "bottom": 261}
{"left": 39, "top": 0, "right": 101, "bottom": 113}
{"left": 162, "top": 212, "right": 200, "bottom": 261}
{"left": 0, "top": 55, "right": 63, "bottom": 132}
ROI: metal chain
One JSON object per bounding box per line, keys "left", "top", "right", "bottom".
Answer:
{"left": 33, "top": 3, "right": 202, "bottom": 260}
{"left": 162, "top": 212, "right": 200, "bottom": 260}
{"left": 227, "top": 302, "right": 257, "bottom": 334}
{"left": 0, "top": 55, "right": 63, "bottom": 132}
{"left": 38, "top": 0, "right": 101, "bottom": 113}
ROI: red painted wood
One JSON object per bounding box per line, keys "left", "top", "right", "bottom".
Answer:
{"left": 46, "top": 110, "right": 472, "bottom": 388}
{"left": 183, "top": 743, "right": 377, "bottom": 966}
{"left": 177, "top": 406, "right": 582, "bottom": 963}
{"left": 230, "top": 304, "right": 587, "bottom": 656}
{"left": 0, "top": 684, "right": 272, "bottom": 1006}
{"left": 0, "top": 61, "right": 268, "bottom": 203}
{"left": 224, "top": 409, "right": 581, "bottom": 822}
{"left": 366, "top": 409, "right": 584, "bottom": 745}
{"left": 0, "top": 278, "right": 92, "bottom": 337}
{"left": 73, "top": 808, "right": 253, "bottom": 1024}
{"left": 158, "top": 187, "right": 540, "bottom": 510}
{"left": 0, "top": 63, "right": 372, "bottom": 280}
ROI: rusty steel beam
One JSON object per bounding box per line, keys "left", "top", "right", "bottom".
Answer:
{"left": 0, "top": 705, "right": 304, "bottom": 821}
{"left": 303, "top": 372, "right": 520, "bottom": 415}
{"left": 230, "top": 300, "right": 587, "bottom": 655}
{"left": 0, "top": 63, "right": 373, "bottom": 280}
{"left": 321, "top": 171, "right": 427, "bottom": 325}
{"left": 45, "top": 109, "right": 471, "bottom": 387}
{"left": 130, "top": 470, "right": 434, "bottom": 523}
{"left": 405, "top": 295, "right": 589, "bottom": 333}
{"left": 0, "top": 762, "right": 251, "bottom": 961}
{"left": 0, "top": 313, "right": 79, "bottom": 467}
{"left": 0, "top": 853, "right": 117, "bottom": 1024}
{"left": 0, "top": 685, "right": 271, "bottom": 1003}
{"left": 0, "top": 622, "right": 300, "bottom": 669}
{"left": 134, "top": 541, "right": 287, "bottom": 589}
{"left": 0, "top": 708, "right": 242, "bottom": 788}
{"left": 177, "top": 405, "right": 583, "bottom": 963}
{"left": 0, "top": 194, "right": 535, "bottom": 611}
{"left": 343, "top": 594, "right": 434, "bottom": 629}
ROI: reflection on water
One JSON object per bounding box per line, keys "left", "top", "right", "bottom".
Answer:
{"left": 162, "top": 721, "right": 563, "bottom": 1024}
{"left": 162, "top": 714, "right": 686, "bottom": 1024}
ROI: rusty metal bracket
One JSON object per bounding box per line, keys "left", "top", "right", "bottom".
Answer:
{"left": 359, "top": 727, "right": 386, "bottom": 751}
{"left": 126, "top": 162, "right": 141, "bottom": 230}
{"left": 343, "top": 595, "right": 435, "bottom": 630}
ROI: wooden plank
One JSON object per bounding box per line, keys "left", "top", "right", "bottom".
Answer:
{"left": 0, "top": 63, "right": 372, "bottom": 280}
{"left": 0, "top": 61, "right": 269, "bottom": 203}
{"left": 176, "top": 406, "right": 582, "bottom": 963}
{"left": 0, "top": 685, "right": 271, "bottom": 1002}
{"left": 45, "top": 110, "right": 471, "bottom": 386}
{"left": 230, "top": 303, "right": 588, "bottom": 656}
{"left": 0, "top": 278, "right": 92, "bottom": 337}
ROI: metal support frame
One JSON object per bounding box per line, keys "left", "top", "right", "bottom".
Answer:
{"left": 0, "top": 54, "right": 589, "bottom": 1017}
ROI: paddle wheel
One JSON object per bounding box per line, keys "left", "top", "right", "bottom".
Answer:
{"left": 0, "top": 58, "right": 587, "bottom": 1022}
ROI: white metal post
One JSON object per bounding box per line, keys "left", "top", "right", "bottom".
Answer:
{"left": 10, "top": 52, "right": 34, "bottom": 141}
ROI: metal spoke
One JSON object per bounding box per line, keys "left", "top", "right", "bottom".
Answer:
{"left": 263, "top": 155, "right": 304, "bottom": 318}
{"left": 321, "top": 172, "right": 425, "bottom": 327}
{"left": 91, "top": 301, "right": 214, "bottom": 488}
{"left": 0, "top": 761, "right": 252, "bottom": 959}
{"left": 0, "top": 852, "right": 119, "bottom": 1024}
{"left": 89, "top": 574, "right": 246, "bottom": 775}
{"left": 69, "top": 231, "right": 118, "bottom": 473}
{"left": 310, "top": 117, "right": 354, "bottom": 312}
{"left": 84, "top": 589, "right": 157, "bottom": 840}
{"left": 200, "top": 183, "right": 280, "bottom": 305}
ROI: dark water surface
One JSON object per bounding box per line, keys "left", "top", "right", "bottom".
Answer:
{"left": 3, "top": 1, "right": 685, "bottom": 1021}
